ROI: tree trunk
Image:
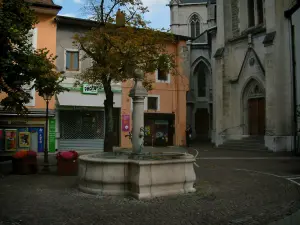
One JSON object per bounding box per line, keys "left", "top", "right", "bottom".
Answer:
{"left": 103, "top": 82, "right": 114, "bottom": 152}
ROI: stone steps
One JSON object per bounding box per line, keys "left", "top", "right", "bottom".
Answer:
{"left": 217, "top": 136, "right": 268, "bottom": 151}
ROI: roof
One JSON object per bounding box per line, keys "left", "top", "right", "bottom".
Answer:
{"left": 284, "top": 0, "right": 300, "bottom": 18}
{"left": 56, "top": 16, "right": 190, "bottom": 41}
{"left": 26, "top": 0, "right": 62, "bottom": 10}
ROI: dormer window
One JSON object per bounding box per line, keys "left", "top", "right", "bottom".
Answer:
{"left": 190, "top": 14, "right": 201, "bottom": 38}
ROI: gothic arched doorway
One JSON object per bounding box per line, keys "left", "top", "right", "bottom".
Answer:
{"left": 193, "top": 60, "right": 211, "bottom": 141}
{"left": 242, "top": 79, "right": 265, "bottom": 135}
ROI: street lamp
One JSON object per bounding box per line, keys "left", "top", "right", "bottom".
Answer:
{"left": 42, "top": 92, "right": 53, "bottom": 172}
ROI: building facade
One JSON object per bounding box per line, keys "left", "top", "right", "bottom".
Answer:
{"left": 55, "top": 16, "right": 122, "bottom": 151}
{"left": 121, "top": 40, "right": 189, "bottom": 148}
{"left": 0, "top": 0, "right": 61, "bottom": 153}
{"left": 170, "top": 0, "right": 214, "bottom": 141}
{"left": 171, "top": 0, "right": 299, "bottom": 151}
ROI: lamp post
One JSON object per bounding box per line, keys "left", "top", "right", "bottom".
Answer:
{"left": 42, "top": 92, "right": 53, "bottom": 172}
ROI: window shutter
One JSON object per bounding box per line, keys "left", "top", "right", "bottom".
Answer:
{"left": 73, "top": 52, "right": 79, "bottom": 70}
{"left": 66, "top": 52, "right": 71, "bottom": 70}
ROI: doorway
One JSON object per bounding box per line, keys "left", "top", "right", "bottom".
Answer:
{"left": 242, "top": 79, "right": 265, "bottom": 136}
{"left": 194, "top": 108, "right": 210, "bottom": 140}
{"left": 248, "top": 98, "right": 265, "bottom": 135}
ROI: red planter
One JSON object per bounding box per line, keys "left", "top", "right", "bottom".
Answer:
{"left": 12, "top": 157, "right": 37, "bottom": 175}
{"left": 57, "top": 159, "right": 78, "bottom": 176}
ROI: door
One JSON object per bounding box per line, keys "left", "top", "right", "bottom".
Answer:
{"left": 195, "top": 108, "right": 210, "bottom": 139}
{"left": 248, "top": 98, "right": 265, "bottom": 135}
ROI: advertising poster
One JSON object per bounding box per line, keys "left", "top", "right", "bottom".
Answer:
{"left": 5, "top": 129, "right": 17, "bottom": 151}
{"left": 122, "top": 115, "right": 130, "bottom": 132}
{"left": 19, "top": 132, "right": 31, "bottom": 148}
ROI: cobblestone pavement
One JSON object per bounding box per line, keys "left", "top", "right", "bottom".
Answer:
{"left": 1, "top": 148, "right": 300, "bottom": 225}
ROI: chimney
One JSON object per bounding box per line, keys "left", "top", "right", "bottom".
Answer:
{"left": 116, "top": 9, "right": 125, "bottom": 27}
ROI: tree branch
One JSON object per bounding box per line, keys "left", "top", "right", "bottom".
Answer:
{"left": 104, "top": 0, "right": 119, "bottom": 23}
{"left": 100, "top": 0, "right": 105, "bottom": 23}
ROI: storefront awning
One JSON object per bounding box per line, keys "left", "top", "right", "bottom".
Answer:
{"left": 57, "top": 92, "right": 121, "bottom": 108}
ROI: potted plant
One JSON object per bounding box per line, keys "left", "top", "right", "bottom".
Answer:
{"left": 56, "top": 150, "right": 79, "bottom": 176}
{"left": 12, "top": 150, "right": 38, "bottom": 174}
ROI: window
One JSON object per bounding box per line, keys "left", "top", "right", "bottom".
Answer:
{"left": 157, "top": 69, "right": 168, "bottom": 81}
{"left": 23, "top": 28, "right": 37, "bottom": 107}
{"left": 257, "top": 0, "right": 264, "bottom": 24}
{"left": 156, "top": 69, "right": 170, "bottom": 83}
{"left": 247, "top": 0, "right": 264, "bottom": 28}
{"left": 190, "top": 14, "right": 201, "bottom": 38}
{"left": 66, "top": 51, "right": 79, "bottom": 71}
{"left": 194, "top": 62, "right": 209, "bottom": 98}
{"left": 24, "top": 84, "right": 35, "bottom": 107}
{"left": 248, "top": 0, "right": 255, "bottom": 27}
{"left": 147, "top": 97, "right": 158, "bottom": 111}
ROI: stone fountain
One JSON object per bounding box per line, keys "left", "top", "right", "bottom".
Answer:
{"left": 78, "top": 69, "right": 196, "bottom": 199}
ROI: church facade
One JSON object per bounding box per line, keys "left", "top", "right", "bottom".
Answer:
{"left": 170, "top": 0, "right": 299, "bottom": 152}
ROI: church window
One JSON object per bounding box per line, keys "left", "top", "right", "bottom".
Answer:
{"left": 194, "top": 62, "right": 208, "bottom": 98}
{"left": 190, "top": 14, "right": 201, "bottom": 38}
{"left": 257, "top": 0, "right": 264, "bottom": 24}
{"left": 247, "top": 0, "right": 265, "bottom": 28}
{"left": 248, "top": 0, "right": 255, "bottom": 27}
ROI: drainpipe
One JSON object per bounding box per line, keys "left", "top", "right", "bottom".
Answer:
{"left": 287, "top": 17, "right": 297, "bottom": 155}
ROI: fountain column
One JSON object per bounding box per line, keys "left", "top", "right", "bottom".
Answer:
{"left": 129, "top": 69, "right": 148, "bottom": 153}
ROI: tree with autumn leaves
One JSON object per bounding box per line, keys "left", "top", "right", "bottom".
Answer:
{"left": 0, "top": 0, "right": 67, "bottom": 113}
{"left": 74, "top": 0, "right": 179, "bottom": 152}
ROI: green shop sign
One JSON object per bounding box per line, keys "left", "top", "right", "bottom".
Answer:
{"left": 82, "top": 84, "right": 99, "bottom": 95}
{"left": 48, "top": 118, "right": 56, "bottom": 153}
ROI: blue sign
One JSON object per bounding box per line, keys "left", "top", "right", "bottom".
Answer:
{"left": 37, "top": 127, "right": 44, "bottom": 153}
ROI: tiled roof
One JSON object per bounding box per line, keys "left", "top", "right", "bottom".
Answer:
{"left": 26, "top": 0, "right": 62, "bottom": 9}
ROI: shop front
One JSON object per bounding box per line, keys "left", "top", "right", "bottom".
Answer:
{"left": 144, "top": 113, "right": 175, "bottom": 147}
{"left": 56, "top": 84, "right": 122, "bottom": 151}
{"left": 0, "top": 111, "right": 56, "bottom": 154}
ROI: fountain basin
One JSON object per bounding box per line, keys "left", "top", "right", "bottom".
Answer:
{"left": 78, "top": 152, "right": 196, "bottom": 199}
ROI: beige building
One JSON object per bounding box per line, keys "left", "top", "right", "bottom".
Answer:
{"left": 172, "top": 0, "right": 299, "bottom": 152}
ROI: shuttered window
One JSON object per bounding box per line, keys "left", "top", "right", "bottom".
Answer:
{"left": 66, "top": 51, "right": 79, "bottom": 71}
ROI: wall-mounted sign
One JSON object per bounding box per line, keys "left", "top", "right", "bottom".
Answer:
{"left": 82, "top": 84, "right": 98, "bottom": 95}
{"left": 49, "top": 118, "right": 56, "bottom": 153}
{"left": 122, "top": 115, "right": 130, "bottom": 132}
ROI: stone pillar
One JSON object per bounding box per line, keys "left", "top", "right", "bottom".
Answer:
{"left": 129, "top": 69, "right": 148, "bottom": 153}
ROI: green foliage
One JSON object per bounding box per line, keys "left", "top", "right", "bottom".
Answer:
{"left": 74, "top": 1, "right": 178, "bottom": 88}
{"left": 75, "top": 0, "right": 180, "bottom": 151}
{"left": 0, "top": 0, "right": 67, "bottom": 112}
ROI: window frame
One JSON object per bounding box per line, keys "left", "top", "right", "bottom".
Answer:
{"left": 64, "top": 49, "right": 81, "bottom": 73}
{"left": 130, "top": 95, "right": 160, "bottom": 111}
{"left": 155, "top": 69, "right": 170, "bottom": 83}
{"left": 189, "top": 14, "right": 201, "bottom": 38}
{"left": 247, "top": 0, "right": 265, "bottom": 28}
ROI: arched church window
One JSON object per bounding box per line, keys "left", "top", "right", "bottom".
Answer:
{"left": 194, "top": 61, "right": 208, "bottom": 97}
{"left": 190, "top": 14, "right": 201, "bottom": 38}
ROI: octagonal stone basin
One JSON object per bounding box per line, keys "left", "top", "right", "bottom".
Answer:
{"left": 78, "top": 152, "right": 196, "bottom": 199}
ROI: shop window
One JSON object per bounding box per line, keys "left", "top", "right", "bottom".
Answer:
{"left": 147, "top": 97, "right": 158, "bottom": 111}
{"left": 156, "top": 69, "right": 169, "bottom": 82}
{"left": 66, "top": 50, "right": 79, "bottom": 71}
